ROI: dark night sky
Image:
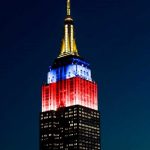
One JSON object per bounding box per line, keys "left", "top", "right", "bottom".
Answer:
{"left": 0, "top": 0, "right": 150, "bottom": 149}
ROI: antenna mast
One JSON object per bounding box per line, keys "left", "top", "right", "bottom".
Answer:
{"left": 67, "top": 0, "right": 71, "bottom": 16}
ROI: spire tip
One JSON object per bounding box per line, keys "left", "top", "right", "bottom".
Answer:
{"left": 67, "top": 0, "right": 71, "bottom": 16}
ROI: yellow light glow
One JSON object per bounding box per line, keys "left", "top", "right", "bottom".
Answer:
{"left": 58, "top": 0, "right": 79, "bottom": 58}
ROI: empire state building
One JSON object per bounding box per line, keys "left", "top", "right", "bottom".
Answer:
{"left": 40, "top": 0, "right": 101, "bottom": 149}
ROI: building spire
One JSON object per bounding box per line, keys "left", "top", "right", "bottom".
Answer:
{"left": 58, "top": 0, "right": 79, "bottom": 58}
{"left": 67, "top": 0, "right": 71, "bottom": 16}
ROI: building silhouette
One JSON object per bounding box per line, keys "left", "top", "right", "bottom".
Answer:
{"left": 40, "top": 0, "right": 101, "bottom": 149}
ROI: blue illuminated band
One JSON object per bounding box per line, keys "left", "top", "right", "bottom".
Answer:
{"left": 47, "top": 64, "right": 92, "bottom": 84}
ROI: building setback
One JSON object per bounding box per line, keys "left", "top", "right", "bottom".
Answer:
{"left": 40, "top": 0, "right": 101, "bottom": 149}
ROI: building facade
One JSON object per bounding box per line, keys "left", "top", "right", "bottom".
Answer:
{"left": 40, "top": 0, "right": 101, "bottom": 149}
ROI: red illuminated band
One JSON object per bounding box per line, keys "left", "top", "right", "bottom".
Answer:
{"left": 42, "top": 77, "right": 98, "bottom": 111}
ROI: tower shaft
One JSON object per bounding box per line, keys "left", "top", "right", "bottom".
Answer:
{"left": 40, "top": 0, "right": 101, "bottom": 149}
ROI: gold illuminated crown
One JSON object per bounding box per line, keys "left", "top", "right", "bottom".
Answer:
{"left": 58, "top": 0, "right": 79, "bottom": 58}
